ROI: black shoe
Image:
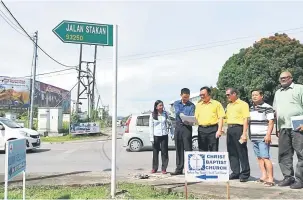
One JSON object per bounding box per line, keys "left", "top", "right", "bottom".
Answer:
{"left": 278, "top": 177, "right": 295, "bottom": 187}
{"left": 170, "top": 171, "right": 182, "bottom": 176}
{"left": 240, "top": 178, "right": 249, "bottom": 182}
{"left": 290, "top": 181, "right": 303, "bottom": 189}
{"left": 229, "top": 174, "right": 239, "bottom": 180}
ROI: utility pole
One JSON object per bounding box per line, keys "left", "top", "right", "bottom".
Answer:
{"left": 91, "top": 45, "right": 97, "bottom": 118}
{"left": 86, "top": 63, "right": 90, "bottom": 121}
{"left": 75, "top": 46, "right": 97, "bottom": 122}
{"left": 29, "top": 31, "right": 38, "bottom": 129}
{"left": 75, "top": 44, "right": 83, "bottom": 115}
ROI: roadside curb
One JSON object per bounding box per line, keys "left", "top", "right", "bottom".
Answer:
{"left": 2, "top": 172, "right": 303, "bottom": 199}
{"left": 42, "top": 135, "right": 123, "bottom": 145}
{"left": 44, "top": 136, "right": 110, "bottom": 145}
{"left": 41, "top": 128, "right": 115, "bottom": 144}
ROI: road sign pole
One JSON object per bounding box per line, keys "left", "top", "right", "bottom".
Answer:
{"left": 111, "top": 24, "right": 118, "bottom": 198}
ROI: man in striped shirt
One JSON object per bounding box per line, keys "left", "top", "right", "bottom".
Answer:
{"left": 249, "top": 89, "right": 275, "bottom": 186}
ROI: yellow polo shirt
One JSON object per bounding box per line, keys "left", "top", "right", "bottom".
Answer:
{"left": 195, "top": 99, "right": 225, "bottom": 126}
{"left": 226, "top": 99, "right": 250, "bottom": 125}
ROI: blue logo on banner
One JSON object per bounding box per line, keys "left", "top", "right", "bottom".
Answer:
{"left": 188, "top": 154, "right": 205, "bottom": 170}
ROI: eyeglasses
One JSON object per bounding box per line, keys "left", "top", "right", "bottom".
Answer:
{"left": 279, "top": 76, "right": 291, "bottom": 80}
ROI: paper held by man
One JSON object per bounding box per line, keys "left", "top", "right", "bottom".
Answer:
{"left": 180, "top": 113, "right": 198, "bottom": 125}
{"left": 291, "top": 115, "right": 303, "bottom": 130}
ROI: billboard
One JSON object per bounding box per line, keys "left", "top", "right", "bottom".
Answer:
{"left": 34, "top": 81, "right": 71, "bottom": 113}
{"left": 0, "top": 76, "right": 31, "bottom": 109}
{"left": 70, "top": 122, "right": 100, "bottom": 135}
{"left": 0, "top": 76, "right": 71, "bottom": 113}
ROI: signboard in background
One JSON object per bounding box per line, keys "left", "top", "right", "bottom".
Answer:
{"left": 4, "top": 138, "right": 27, "bottom": 200}
{"left": 70, "top": 122, "right": 100, "bottom": 134}
{"left": 34, "top": 81, "right": 71, "bottom": 114}
{"left": 185, "top": 151, "right": 229, "bottom": 182}
{"left": 0, "top": 77, "right": 30, "bottom": 109}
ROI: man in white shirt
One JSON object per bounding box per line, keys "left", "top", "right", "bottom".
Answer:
{"left": 249, "top": 89, "right": 275, "bottom": 186}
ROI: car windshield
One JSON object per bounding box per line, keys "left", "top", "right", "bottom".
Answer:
{"left": 0, "top": 118, "right": 22, "bottom": 128}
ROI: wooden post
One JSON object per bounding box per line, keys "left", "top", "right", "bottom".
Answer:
{"left": 226, "top": 181, "right": 230, "bottom": 200}
{"left": 185, "top": 180, "right": 188, "bottom": 200}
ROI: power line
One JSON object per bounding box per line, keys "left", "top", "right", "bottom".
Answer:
{"left": 55, "top": 79, "right": 80, "bottom": 107}
{"left": 37, "top": 70, "right": 77, "bottom": 78}
{"left": 0, "top": 0, "right": 78, "bottom": 69}
{"left": 94, "top": 81, "right": 104, "bottom": 107}
{"left": 14, "top": 68, "right": 76, "bottom": 79}
{"left": 38, "top": 71, "right": 77, "bottom": 79}
{"left": 0, "top": 9, "right": 26, "bottom": 37}
{"left": 97, "top": 27, "right": 303, "bottom": 63}
{"left": 29, "top": 68, "right": 75, "bottom": 78}
{"left": 0, "top": 8, "right": 22, "bottom": 31}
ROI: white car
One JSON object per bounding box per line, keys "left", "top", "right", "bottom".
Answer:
{"left": 0, "top": 117, "right": 41, "bottom": 152}
{"left": 122, "top": 113, "right": 199, "bottom": 152}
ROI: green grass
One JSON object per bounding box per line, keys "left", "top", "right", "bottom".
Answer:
{"left": 40, "top": 133, "right": 104, "bottom": 143}
{"left": 0, "top": 183, "right": 194, "bottom": 199}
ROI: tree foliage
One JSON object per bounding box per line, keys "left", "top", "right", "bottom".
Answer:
{"left": 217, "top": 33, "right": 303, "bottom": 105}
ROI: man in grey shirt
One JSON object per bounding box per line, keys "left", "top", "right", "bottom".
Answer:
{"left": 273, "top": 71, "right": 303, "bottom": 189}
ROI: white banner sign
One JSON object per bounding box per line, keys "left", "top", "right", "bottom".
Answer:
{"left": 185, "top": 151, "right": 229, "bottom": 182}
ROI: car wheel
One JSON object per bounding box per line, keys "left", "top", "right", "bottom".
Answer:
{"left": 192, "top": 137, "right": 199, "bottom": 151}
{"left": 129, "top": 138, "right": 143, "bottom": 152}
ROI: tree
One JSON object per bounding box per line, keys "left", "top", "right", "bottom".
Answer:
{"left": 217, "top": 33, "right": 303, "bottom": 106}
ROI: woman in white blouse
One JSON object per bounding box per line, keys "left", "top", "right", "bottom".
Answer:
{"left": 149, "top": 100, "right": 173, "bottom": 174}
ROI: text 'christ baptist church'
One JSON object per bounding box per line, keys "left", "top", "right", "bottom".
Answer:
{"left": 66, "top": 24, "right": 107, "bottom": 35}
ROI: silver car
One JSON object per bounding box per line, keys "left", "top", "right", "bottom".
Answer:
{"left": 122, "top": 113, "right": 199, "bottom": 152}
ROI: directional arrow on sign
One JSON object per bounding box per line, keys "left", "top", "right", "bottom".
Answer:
{"left": 196, "top": 174, "right": 218, "bottom": 180}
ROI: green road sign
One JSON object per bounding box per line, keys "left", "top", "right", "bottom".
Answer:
{"left": 52, "top": 20, "right": 113, "bottom": 46}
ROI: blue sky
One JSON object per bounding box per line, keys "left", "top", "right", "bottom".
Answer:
{"left": 1, "top": 1, "right": 303, "bottom": 116}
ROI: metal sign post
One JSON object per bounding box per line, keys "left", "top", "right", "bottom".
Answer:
{"left": 111, "top": 24, "right": 118, "bottom": 199}
{"left": 52, "top": 20, "right": 117, "bottom": 198}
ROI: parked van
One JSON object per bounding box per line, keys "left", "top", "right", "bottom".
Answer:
{"left": 122, "top": 113, "right": 198, "bottom": 152}
{"left": 0, "top": 117, "right": 41, "bottom": 152}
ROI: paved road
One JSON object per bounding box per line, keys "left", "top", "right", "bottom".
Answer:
{"left": 0, "top": 127, "right": 298, "bottom": 182}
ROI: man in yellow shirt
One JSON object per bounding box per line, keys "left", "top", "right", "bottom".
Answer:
{"left": 195, "top": 86, "right": 225, "bottom": 152}
{"left": 225, "top": 88, "right": 250, "bottom": 182}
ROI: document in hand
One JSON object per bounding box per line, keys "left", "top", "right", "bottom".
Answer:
{"left": 291, "top": 116, "right": 303, "bottom": 130}
{"left": 180, "top": 113, "right": 198, "bottom": 124}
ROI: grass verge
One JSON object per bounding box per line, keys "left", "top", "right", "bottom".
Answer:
{"left": 40, "top": 133, "right": 105, "bottom": 143}
{"left": 0, "top": 183, "right": 195, "bottom": 199}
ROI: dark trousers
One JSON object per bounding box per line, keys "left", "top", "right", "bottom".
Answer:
{"left": 278, "top": 128, "right": 303, "bottom": 182}
{"left": 198, "top": 125, "right": 219, "bottom": 152}
{"left": 175, "top": 124, "right": 192, "bottom": 172}
{"left": 152, "top": 135, "right": 169, "bottom": 171}
{"left": 227, "top": 126, "right": 250, "bottom": 179}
